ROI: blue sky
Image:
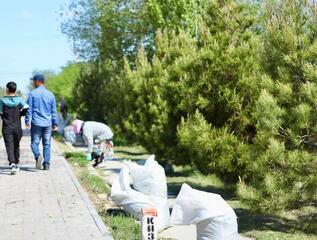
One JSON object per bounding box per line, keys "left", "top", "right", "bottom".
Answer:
{"left": 0, "top": 0, "right": 73, "bottom": 93}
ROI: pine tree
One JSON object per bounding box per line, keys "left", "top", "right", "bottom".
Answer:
{"left": 238, "top": 0, "right": 317, "bottom": 212}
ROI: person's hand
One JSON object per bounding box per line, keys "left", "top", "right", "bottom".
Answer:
{"left": 26, "top": 123, "right": 31, "bottom": 129}
{"left": 52, "top": 126, "right": 58, "bottom": 131}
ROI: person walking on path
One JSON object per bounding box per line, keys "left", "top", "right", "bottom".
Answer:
{"left": 57, "top": 97, "right": 71, "bottom": 135}
{"left": 25, "top": 74, "right": 58, "bottom": 170}
{"left": 0, "top": 82, "right": 29, "bottom": 174}
{"left": 72, "top": 120, "right": 113, "bottom": 160}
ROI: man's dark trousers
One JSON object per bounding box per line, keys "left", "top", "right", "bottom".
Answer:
{"left": 3, "top": 128, "right": 22, "bottom": 165}
{"left": 2, "top": 105, "right": 23, "bottom": 165}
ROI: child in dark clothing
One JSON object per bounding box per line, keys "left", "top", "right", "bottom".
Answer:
{"left": 0, "top": 82, "right": 29, "bottom": 174}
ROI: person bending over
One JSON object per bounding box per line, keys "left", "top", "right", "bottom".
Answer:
{"left": 72, "top": 120, "right": 113, "bottom": 160}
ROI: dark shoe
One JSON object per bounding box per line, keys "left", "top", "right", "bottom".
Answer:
{"left": 43, "top": 163, "right": 50, "bottom": 171}
{"left": 36, "top": 155, "right": 43, "bottom": 170}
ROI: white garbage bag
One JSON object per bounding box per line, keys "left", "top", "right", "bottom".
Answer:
{"left": 111, "top": 165, "right": 153, "bottom": 219}
{"left": 127, "top": 155, "right": 168, "bottom": 198}
{"left": 110, "top": 155, "right": 170, "bottom": 231}
{"left": 64, "top": 126, "right": 76, "bottom": 144}
{"left": 170, "top": 184, "right": 238, "bottom": 240}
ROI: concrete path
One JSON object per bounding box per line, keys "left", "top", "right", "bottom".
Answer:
{"left": 0, "top": 130, "right": 112, "bottom": 240}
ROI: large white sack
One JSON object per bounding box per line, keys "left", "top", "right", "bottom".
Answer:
{"left": 111, "top": 157, "right": 170, "bottom": 231}
{"left": 64, "top": 126, "right": 76, "bottom": 143}
{"left": 126, "top": 155, "right": 170, "bottom": 230}
{"left": 127, "top": 155, "right": 168, "bottom": 198}
{"left": 111, "top": 165, "right": 153, "bottom": 219}
{"left": 170, "top": 184, "right": 238, "bottom": 240}
{"left": 196, "top": 215, "right": 238, "bottom": 240}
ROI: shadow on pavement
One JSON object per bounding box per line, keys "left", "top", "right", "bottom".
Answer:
{"left": 0, "top": 166, "right": 37, "bottom": 175}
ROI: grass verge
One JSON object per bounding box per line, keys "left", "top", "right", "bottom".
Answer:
{"left": 100, "top": 210, "right": 140, "bottom": 240}
{"left": 63, "top": 151, "right": 141, "bottom": 239}
{"left": 64, "top": 152, "right": 88, "bottom": 167}
{"left": 79, "top": 170, "right": 111, "bottom": 195}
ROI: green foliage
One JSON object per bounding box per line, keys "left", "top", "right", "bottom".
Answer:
{"left": 124, "top": 1, "right": 262, "bottom": 164}
{"left": 236, "top": 0, "right": 317, "bottom": 212}
{"left": 61, "top": 0, "right": 317, "bottom": 214}
{"left": 71, "top": 60, "right": 132, "bottom": 141}
{"left": 177, "top": 111, "right": 249, "bottom": 181}
{"left": 46, "top": 63, "right": 82, "bottom": 112}
{"left": 62, "top": 0, "right": 206, "bottom": 61}
{"left": 62, "top": 0, "right": 150, "bottom": 61}
{"left": 72, "top": 63, "right": 108, "bottom": 121}
{"left": 61, "top": 0, "right": 100, "bottom": 59}
{"left": 147, "top": 0, "right": 203, "bottom": 34}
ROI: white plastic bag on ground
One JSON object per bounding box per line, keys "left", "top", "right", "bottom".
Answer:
{"left": 111, "top": 165, "right": 153, "bottom": 219}
{"left": 170, "top": 183, "right": 238, "bottom": 240}
{"left": 127, "top": 155, "right": 168, "bottom": 198}
{"left": 64, "top": 126, "right": 76, "bottom": 144}
{"left": 111, "top": 155, "right": 170, "bottom": 231}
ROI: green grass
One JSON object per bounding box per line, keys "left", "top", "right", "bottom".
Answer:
{"left": 100, "top": 211, "right": 140, "bottom": 240}
{"left": 246, "top": 231, "right": 317, "bottom": 240}
{"left": 64, "top": 152, "right": 88, "bottom": 168}
{"left": 167, "top": 165, "right": 235, "bottom": 198}
{"left": 65, "top": 152, "right": 109, "bottom": 194}
{"left": 114, "top": 146, "right": 150, "bottom": 161}
{"left": 79, "top": 170, "right": 110, "bottom": 195}
{"left": 65, "top": 151, "right": 140, "bottom": 239}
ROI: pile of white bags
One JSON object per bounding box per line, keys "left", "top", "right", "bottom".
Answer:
{"left": 110, "top": 155, "right": 170, "bottom": 232}
{"left": 170, "top": 184, "right": 238, "bottom": 240}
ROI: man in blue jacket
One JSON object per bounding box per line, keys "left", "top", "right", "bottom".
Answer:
{"left": 25, "top": 74, "right": 58, "bottom": 170}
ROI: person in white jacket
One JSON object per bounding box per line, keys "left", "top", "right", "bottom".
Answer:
{"left": 72, "top": 119, "right": 113, "bottom": 160}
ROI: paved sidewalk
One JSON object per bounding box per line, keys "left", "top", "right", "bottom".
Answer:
{"left": 0, "top": 130, "right": 112, "bottom": 240}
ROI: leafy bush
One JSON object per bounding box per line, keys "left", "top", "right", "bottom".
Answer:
{"left": 60, "top": 0, "right": 317, "bottom": 213}
{"left": 122, "top": 0, "right": 317, "bottom": 212}
{"left": 235, "top": 0, "right": 317, "bottom": 212}
{"left": 177, "top": 111, "right": 249, "bottom": 181}
{"left": 46, "top": 63, "right": 82, "bottom": 112}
